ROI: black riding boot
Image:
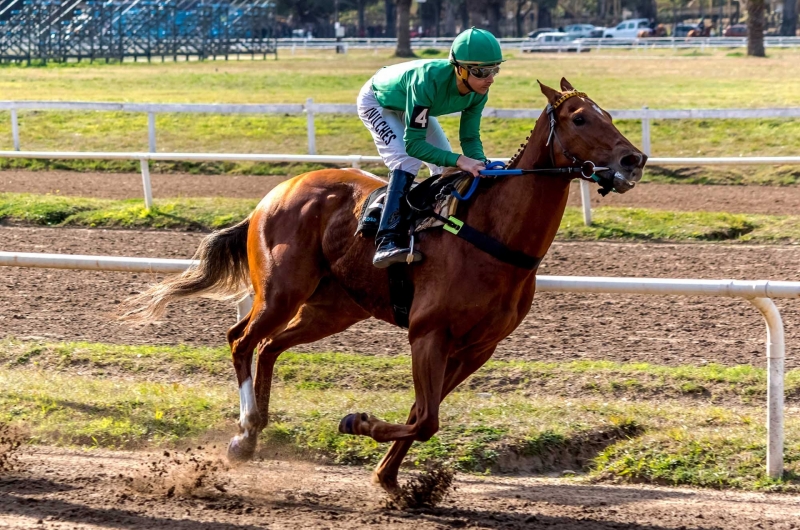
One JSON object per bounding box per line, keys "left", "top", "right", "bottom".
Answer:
{"left": 373, "top": 169, "right": 423, "bottom": 268}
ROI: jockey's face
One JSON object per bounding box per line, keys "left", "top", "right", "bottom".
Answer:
{"left": 456, "top": 65, "right": 496, "bottom": 95}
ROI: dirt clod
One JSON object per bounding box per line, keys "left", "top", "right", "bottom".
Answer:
{"left": 0, "top": 423, "right": 24, "bottom": 473}
{"left": 390, "top": 461, "right": 456, "bottom": 510}
{"left": 125, "top": 446, "right": 230, "bottom": 499}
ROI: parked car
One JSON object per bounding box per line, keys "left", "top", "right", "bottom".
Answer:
{"left": 588, "top": 27, "right": 606, "bottom": 38}
{"left": 603, "top": 18, "right": 651, "bottom": 38}
{"left": 522, "top": 32, "right": 591, "bottom": 53}
{"left": 723, "top": 24, "right": 748, "bottom": 36}
{"left": 562, "top": 24, "right": 596, "bottom": 40}
{"left": 527, "top": 28, "right": 556, "bottom": 39}
{"left": 673, "top": 23, "right": 696, "bottom": 37}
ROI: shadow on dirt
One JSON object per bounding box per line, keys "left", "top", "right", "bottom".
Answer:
{"left": 480, "top": 481, "right": 696, "bottom": 506}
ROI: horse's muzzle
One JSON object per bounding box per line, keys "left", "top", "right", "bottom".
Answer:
{"left": 612, "top": 171, "right": 637, "bottom": 193}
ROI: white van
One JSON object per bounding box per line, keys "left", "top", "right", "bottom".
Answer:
{"left": 603, "top": 18, "right": 651, "bottom": 38}
{"left": 534, "top": 32, "right": 569, "bottom": 44}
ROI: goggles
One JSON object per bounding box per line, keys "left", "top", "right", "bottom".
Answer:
{"left": 465, "top": 64, "right": 500, "bottom": 79}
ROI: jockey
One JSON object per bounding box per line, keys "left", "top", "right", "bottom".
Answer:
{"left": 356, "top": 27, "right": 503, "bottom": 268}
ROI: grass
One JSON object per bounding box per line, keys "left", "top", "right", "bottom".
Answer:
{"left": 0, "top": 193, "right": 258, "bottom": 229}
{"left": 3, "top": 192, "right": 800, "bottom": 241}
{"left": 0, "top": 49, "right": 799, "bottom": 184}
{"left": 1, "top": 339, "right": 799, "bottom": 490}
{"left": 2, "top": 49, "right": 799, "bottom": 108}
{"left": 3, "top": 339, "right": 800, "bottom": 407}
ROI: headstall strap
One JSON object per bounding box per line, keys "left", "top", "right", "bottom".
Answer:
{"left": 551, "top": 90, "right": 587, "bottom": 110}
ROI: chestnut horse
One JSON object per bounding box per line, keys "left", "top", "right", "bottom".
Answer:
{"left": 121, "top": 78, "right": 646, "bottom": 496}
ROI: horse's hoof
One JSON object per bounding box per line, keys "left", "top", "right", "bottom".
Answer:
{"left": 227, "top": 433, "right": 257, "bottom": 462}
{"left": 338, "top": 412, "right": 369, "bottom": 435}
{"left": 372, "top": 471, "right": 400, "bottom": 496}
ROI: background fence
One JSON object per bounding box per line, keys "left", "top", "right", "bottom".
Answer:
{"left": 4, "top": 100, "right": 800, "bottom": 156}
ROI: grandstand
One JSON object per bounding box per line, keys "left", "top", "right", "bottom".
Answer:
{"left": 0, "top": 0, "right": 277, "bottom": 63}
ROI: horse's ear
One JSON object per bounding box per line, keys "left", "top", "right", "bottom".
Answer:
{"left": 560, "top": 78, "right": 575, "bottom": 92}
{"left": 537, "top": 80, "right": 561, "bottom": 105}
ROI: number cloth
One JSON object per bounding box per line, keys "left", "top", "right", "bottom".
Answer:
{"left": 364, "top": 59, "right": 488, "bottom": 170}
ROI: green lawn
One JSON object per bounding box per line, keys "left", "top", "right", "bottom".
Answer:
{"left": 0, "top": 49, "right": 798, "bottom": 184}
{"left": 3, "top": 193, "right": 800, "bottom": 241}
{"left": 2, "top": 339, "right": 798, "bottom": 491}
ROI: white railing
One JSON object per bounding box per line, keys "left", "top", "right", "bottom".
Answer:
{"left": 522, "top": 36, "right": 800, "bottom": 53}
{"left": 274, "top": 36, "right": 800, "bottom": 51}
{"left": 0, "top": 249, "right": 796, "bottom": 479}
{"left": 3, "top": 100, "right": 800, "bottom": 156}
{"left": 1, "top": 149, "right": 798, "bottom": 227}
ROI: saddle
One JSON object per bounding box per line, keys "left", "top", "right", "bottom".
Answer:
{"left": 355, "top": 172, "right": 474, "bottom": 238}
{"left": 355, "top": 170, "right": 542, "bottom": 329}
{"left": 355, "top": 172, "right": 472, "bottom": 330}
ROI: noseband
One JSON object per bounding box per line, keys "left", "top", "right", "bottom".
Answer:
{"left": 544, "top": 91, "right": 617, "bottom": 196}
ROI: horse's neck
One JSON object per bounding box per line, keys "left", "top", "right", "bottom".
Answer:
{"left": 471, "top": 113, "right": 571, "bottom": 260}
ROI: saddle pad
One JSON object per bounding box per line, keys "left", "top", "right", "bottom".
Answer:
{"left": 355, "top": 175, "right": 474, "bottom": 237}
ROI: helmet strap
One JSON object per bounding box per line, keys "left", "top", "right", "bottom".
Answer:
{"left": 456, "top": 64, "right": 475, "bottom": 94}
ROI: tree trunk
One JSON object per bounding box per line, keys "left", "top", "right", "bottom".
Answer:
{"left": 357, "top": 0, "right": 367, "bottom": 37}
{"left": 467, "top": 0, "right": 485, "bottom": 27}
{"left": 779, "top": 0, "right": 798, "bottom": 35}
{"left": 747, "top": 0, "right": 766, "bottom": 56}
{"left": 486, "top": 0, "right": 503, "bottom": 35}
{"left": 395, "top": 0, "right": 415, "bottom": 57}
{"left": 385, "top": 0, "right": 396, "bottom": 37}
{"left": 459, "top": 0, "right": 470, "bottom": 31}
{"left": 538, "top": 4, "right": 553, "bottom": 28}
{"left": 516, "top": 0, "right": 533, "bottom": 37}
{"left": 444, "top": 0, "right": 457, "bottom": 36}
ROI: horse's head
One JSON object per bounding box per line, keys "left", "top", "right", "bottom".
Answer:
{"left": 538, "top": 78, "right": 646, "bottom": 194}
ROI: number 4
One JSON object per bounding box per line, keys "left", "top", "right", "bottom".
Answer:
{"left": 414, "top": 108, "right": 428, "bottom": 128}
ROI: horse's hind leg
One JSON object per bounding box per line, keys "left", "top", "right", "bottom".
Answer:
{"left": 227, "top": 247, "right": 326, "bottom": 461}
{"left": 251, "top": 278, "right": 369, "bottom": 434}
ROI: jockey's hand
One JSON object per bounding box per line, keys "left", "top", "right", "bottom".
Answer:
{"left": 456, "top": 155, "right": 486, "bottom": 177}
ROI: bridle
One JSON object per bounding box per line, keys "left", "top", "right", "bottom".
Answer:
{"left": 541, "top": 90, "right": 618, "bottom": 196}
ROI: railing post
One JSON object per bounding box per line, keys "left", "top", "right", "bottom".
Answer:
{"left": 580, "top": 179, "right": 592, "bottom": 226}
{"left": 237, "top": 293, "right": 253, "bottom": 322}
{"left": 148, "top": 112, "right": 156, "bottom": 152}
{"left": 305, "top": 97, "right": 316, "bottom": 155}
{"left": 749, "top": 297, "right": 785, "bottom": 480}
{"left": 139, "top": 158, "right": 153, "bottom": 210}
{"left": 641, "top": 105, "right": 651, "bottom": 156}
{"left": 11, "top": 108, "right": 20, "bottom": 151}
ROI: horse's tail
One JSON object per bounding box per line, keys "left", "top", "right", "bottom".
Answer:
{"left": 119, "top": 217, "right": 251, "bottom": 324}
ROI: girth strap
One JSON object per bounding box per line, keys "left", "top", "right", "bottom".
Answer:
{"left": 387, "top": 263, "right": 413, "bottom": 328}
{"left": 432, "top": 212, "right": 542, "bottom": 270}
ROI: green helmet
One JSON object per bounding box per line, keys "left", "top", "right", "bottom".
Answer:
{"left": 449, "top": 27, "right": 504, "bottom": 66}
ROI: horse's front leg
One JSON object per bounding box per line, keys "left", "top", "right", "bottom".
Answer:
{"left": 339, "top": 330, "right": 450, "bottom": 443}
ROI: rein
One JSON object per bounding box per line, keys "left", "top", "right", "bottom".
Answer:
{"left": 405, "top": 91, "right": 616, "bottom": 271}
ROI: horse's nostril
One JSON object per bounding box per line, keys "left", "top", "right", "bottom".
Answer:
{"left": 620, "top": 153, "right": 643, "bottom": 169}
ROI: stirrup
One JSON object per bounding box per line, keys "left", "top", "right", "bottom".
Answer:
{"left": 373, "top": 236, "right": 423, "bottom": 268}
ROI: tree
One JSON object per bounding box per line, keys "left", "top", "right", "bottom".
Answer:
{"left": 514, "top": 0, "right": 535, "bottom": 37}
{"left": 747, "top": 0, "right": 765, "bottom": 56}
{"left": 395, "top": 0, "right": 415, "bottom": 57}
{"left": 537, "top": 0, "right": 559, "bottom": 29}
{"left": 385, "top": 0, "right": 396, "bottom": 37}
{"left": 779, "top": 0, "right": 798, "bottom": 36}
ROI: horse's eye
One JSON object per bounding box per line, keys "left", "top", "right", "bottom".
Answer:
{"left": 573, "top": 116, "right": 586, "bottom": 126}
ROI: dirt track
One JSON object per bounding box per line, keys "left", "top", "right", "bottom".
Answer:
{"left": 1, "top": 225, "right": 799, "bottom": 368}
{"left": 1, "top": 446, "right": 798, "bottom": 530}
{"left": 3, "top": 172, "right": 800, "bottom": 527}
{"left": 2, "top": 169, "right": 800, "bottom": 214}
